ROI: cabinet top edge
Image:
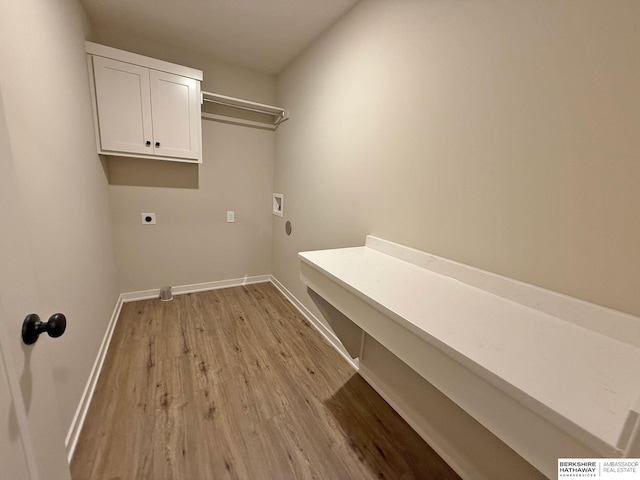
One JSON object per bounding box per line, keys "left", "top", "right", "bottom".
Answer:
{"left": 85, "top": 41, "right": 203, "bottom": 81}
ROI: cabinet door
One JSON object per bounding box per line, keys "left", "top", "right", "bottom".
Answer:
{"left": 149, "top": 70, "right": 200, "bottom": 160}
{"left": 92, "top": 56, "right": 153, "bottom": 155}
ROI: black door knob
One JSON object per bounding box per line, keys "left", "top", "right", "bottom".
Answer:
{"left": 22, "top": 313, "right": 67, "bottom": 345}
{"left": 155, "top": 141, "right": 160, "bottom": 148}
{"left": 145, "top": 140, "right": 151, "bottom": 147}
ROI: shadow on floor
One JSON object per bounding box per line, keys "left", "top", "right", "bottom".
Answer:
{"left": 324, "top": 373, "right": 461, "bottom": 480}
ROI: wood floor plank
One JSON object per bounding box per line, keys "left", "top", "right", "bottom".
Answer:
{"left": 71, "top": 282, "right": 460, "bottom": 479}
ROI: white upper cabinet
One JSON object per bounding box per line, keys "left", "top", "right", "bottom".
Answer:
{"left": 149, "top": 69, "right": 200, "bottom": 159}
{"left": 86, "top": 42, "right": 203, "bottom": 163}
{"left": 92, "top": 56, "right": 154, "bottom": 156}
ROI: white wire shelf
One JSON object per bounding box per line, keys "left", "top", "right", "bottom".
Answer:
{"left": 201, "top": 91, "right": 288, "bottom": 130}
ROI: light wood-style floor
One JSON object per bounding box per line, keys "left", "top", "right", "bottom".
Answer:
{"left": 71, "top": 282, "right": 460, "bottom": 479}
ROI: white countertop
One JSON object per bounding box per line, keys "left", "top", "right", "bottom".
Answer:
{"left": 299, "top": 241, "right": 640, "bottom": 454}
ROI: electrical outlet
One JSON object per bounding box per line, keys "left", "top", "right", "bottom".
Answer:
{"left": 141, "top": 213, "right": 156, "bottom": 225}
{"left": 227, "top": 211, "right": 235, "bottom": 223}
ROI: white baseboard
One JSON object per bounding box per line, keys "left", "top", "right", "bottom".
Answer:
{"left": 269, "top": 275, "right": 359, "bottom": 371}
{"left": 65, "top": 293, "right": 124, "bottom": 462}
{"left": 120, "top": 274, "right": 272, "bottom": 302}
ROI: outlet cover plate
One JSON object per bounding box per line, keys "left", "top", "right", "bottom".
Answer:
{"left": 141, "top": 213, "right": 156, "bottom": 224}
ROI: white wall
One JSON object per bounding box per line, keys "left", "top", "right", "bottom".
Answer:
{"left": 273, "top": 0, "right": 640, "bottom": 477}
{"left": 0, "top": 0, "right": 120, "bottom": 440}
{"left": 90, "top": 28, "right": 277, "bottom": 292}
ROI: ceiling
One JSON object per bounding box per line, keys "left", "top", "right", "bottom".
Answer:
{"left": 80, "top": 0, "right": 360, "bottom": 75}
